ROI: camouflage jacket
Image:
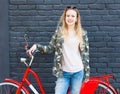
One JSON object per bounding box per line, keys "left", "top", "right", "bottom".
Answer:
{"left": 36, "top": 28, "right": 90, "bottom": 80}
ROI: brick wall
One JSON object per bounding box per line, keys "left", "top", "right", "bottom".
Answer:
{"left": 9, "top": 0, "right": 120, "bottom": 93}
{"left": 0, "top": 0, "right": 9, "bottom": 82}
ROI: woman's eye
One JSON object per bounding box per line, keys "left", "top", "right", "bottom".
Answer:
{"left": 66, "top": 15, "right": 76, "bottom": 18}
{"left": 66, "top": 15, "right": 70, "bottom": 17}
{"left": 72, "top": 15, "right": 75, "bottom": 17}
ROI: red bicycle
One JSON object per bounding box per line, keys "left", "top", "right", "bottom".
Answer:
{"left": 0, "top": 56, "right": 118, "bottom": 94}
{"left": 0, "top": 34, "right": 118, "bottom": 94}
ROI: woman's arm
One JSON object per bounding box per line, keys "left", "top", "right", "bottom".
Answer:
{"left": 82, "top": 30, "right": 90, "bottom": 81}
{"left": 27, "top": 31, "right": 57, "bottom": 55}
{"left": 36, "top": 32, "right": 57, "bottom": 54}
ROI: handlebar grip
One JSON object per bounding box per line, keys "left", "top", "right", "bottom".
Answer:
{"left": 32, "top": 50, "right": 37, "bottom": 56}
{"left": 31, "top": 49, "right": 39, "bottom": 56}
{"left": 26, "top": 49, "right": 37, "bottom": 57}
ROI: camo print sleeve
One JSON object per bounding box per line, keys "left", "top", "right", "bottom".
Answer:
{"left": 82, "top": 30, "right": 90, "bottom": 81}
{"left": 36, "top": 31, "right": 57, "bottom": 54}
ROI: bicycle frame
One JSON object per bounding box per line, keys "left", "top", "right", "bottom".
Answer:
{"left": 4, "top": 73, "right": 118, "bottom": 94}
{"left": 3, "top": 66, "right": 118, "bottom": 94}
{"left": 15, "top": 67, "right": 45, "bottom": 94}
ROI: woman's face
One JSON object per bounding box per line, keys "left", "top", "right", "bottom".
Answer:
{"left": 65, "top": 9, "right": 77, "bottom": 27}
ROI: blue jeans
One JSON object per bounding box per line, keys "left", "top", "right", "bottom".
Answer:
{"left": 55, "top": 69, "right": 84, "bottom": 94}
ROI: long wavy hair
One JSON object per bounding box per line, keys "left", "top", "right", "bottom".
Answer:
{"left": 57, "top": 6, "right": 84, "bottom": 49}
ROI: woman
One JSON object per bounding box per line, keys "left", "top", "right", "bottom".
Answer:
{"left": 27, "top": 6, "right": 90, "bottom": 94}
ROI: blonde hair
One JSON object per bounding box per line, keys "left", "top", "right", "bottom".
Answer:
{"left": 57, "top": 6, "right": 84, "bottom": 49}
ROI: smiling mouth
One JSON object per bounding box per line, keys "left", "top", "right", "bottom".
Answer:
{"left": 67, "top": 20, "right": 73, "bottom": 23}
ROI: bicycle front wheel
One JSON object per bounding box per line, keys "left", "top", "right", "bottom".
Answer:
{"left": 0, "top": 82, "right": 27, "bottom": 94}
{"left": 95, "top": 83, "right": 118, "bottom": 94}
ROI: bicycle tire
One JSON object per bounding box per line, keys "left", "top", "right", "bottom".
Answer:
{"left": 0, "top": 82, "right": 27, "bottom": 94}
{"left": 95, "top": 82, "right": 118, "bottom": 94}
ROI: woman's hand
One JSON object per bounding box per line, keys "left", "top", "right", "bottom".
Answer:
{"left": 27, "top": 44, "right": 37, "bottom": 56}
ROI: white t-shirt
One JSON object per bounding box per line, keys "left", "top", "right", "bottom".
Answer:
{"left": 62, "top": 31, "right": 84, "bottom": 72}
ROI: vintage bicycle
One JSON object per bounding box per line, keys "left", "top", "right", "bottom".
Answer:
{"left": 0, "top": 34, "right": 119, "bottom": 94}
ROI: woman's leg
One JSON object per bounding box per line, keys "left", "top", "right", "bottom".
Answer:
{"left": 55, "top": 72, "right": 71, "bottom": 94}
{"left": 70, "top": 70, "right": 84, "bottom": 94}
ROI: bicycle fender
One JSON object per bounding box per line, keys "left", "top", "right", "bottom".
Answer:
{"left": 4, "top": 78, "right": 30, "bottom": 94}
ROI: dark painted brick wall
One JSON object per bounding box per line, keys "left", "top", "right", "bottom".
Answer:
{"left": 9, "top": 0, "right": 120, "bottom": 93}
{"left": 0, "top": 0, "right": 9, "bottom": 82}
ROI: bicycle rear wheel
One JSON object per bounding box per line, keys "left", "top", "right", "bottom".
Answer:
{"left": 0, "top": 82, "right": 27, "bottom": 94}
{"left": 95, "top": 83, "right": 117, "bottom": 94}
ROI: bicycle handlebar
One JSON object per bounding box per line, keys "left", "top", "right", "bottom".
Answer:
{"left": 20, "top": 34, "right": 37, "bottom": 67}
{"left": 20, "top": 55, "right": 34, "bottom": 67}
{"left": 29, "top": 56, "right": 34, "bottom": 66}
